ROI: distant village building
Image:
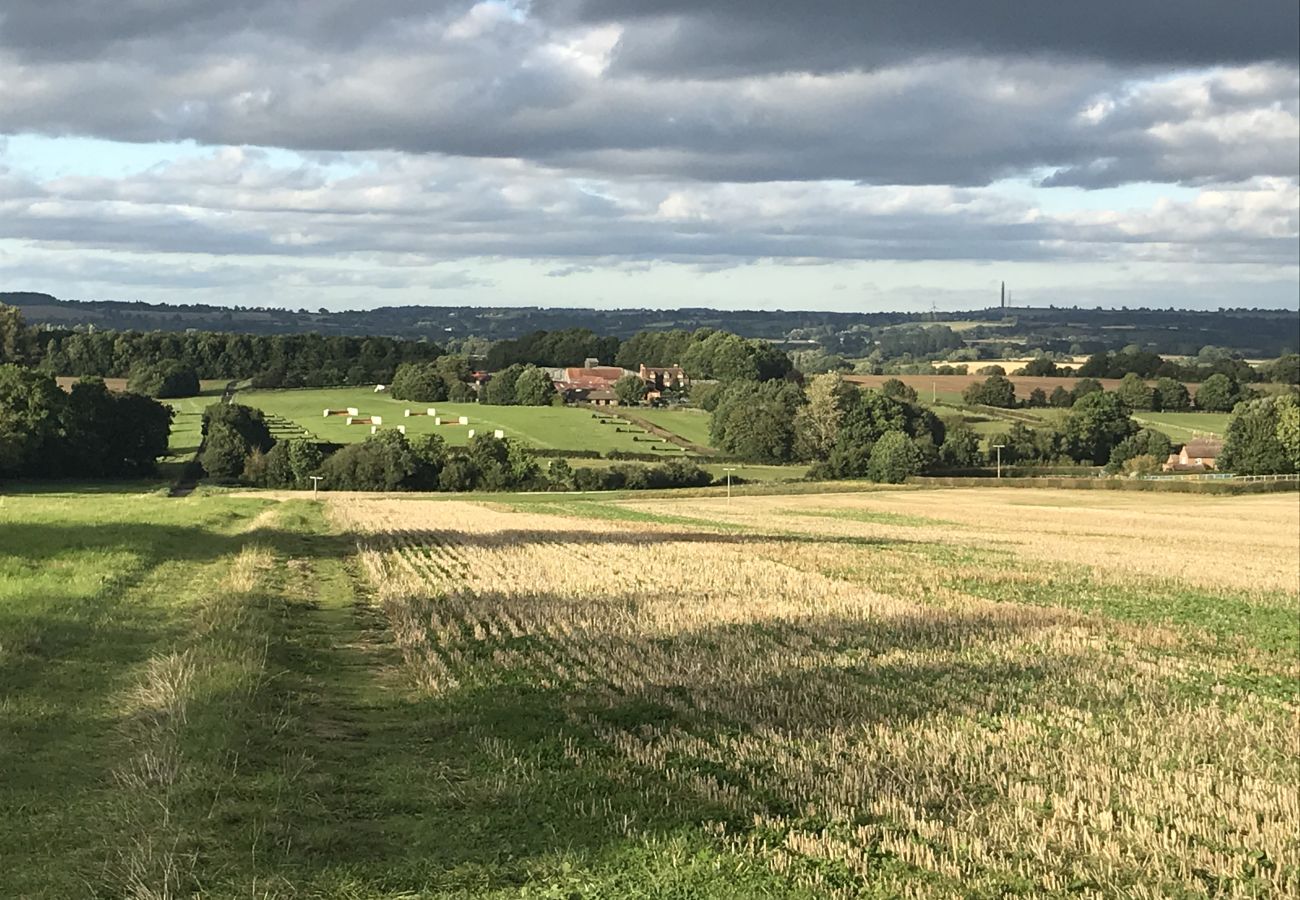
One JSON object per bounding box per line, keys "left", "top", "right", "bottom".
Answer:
{"left": 550, "top": 364, "right": 631, "bottom": 404}
{"left": 1163, "top": 437, "right": 1223, "bottom": 473}
{"left": 637, "top": 363, "right": 689, "bottom": 404}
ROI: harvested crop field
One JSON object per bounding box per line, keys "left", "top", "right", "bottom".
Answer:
{"left": 4, "top": 485, "right": 1296, "bottom": 897}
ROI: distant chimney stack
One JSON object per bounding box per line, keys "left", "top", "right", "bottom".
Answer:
{"left": 1000, "top": 281, "right": 1006, "bottom": 309}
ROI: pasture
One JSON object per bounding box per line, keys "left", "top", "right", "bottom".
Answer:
{"left": 3, "top": 484, "right": 1295, "bottom": 897}
{"left": 1133, "top": 411, "right": 1232, "bottom": 441}
{"left": 236, "top": 386, "right": 700, "bottom": 456}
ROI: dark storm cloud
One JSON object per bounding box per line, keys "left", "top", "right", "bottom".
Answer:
{"left": 0, "top": 1, "right": 1295, "bottom": 188}
{"left": 544, "top": 0, "right": 1300, "bottom": 77}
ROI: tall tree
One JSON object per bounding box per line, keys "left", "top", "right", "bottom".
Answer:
{"left": 794, "top": 372, "right": 853, "bottom": 461}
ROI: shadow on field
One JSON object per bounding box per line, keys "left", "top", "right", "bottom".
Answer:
{"left": 238, "top": 593, "right": 1079, "bottom": 889}
{"left": 2, "top": 509, "right": 1084, "bottom": 894}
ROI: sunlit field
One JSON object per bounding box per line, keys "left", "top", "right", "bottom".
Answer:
{"left": 3, "top": 485, "right": 1296, "bottom": 897}
{"left": 236, "top": 386, "right": 701, "bottom": 455}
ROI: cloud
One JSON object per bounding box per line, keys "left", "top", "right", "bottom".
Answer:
{"left": 546, "top": 1, "right": 1299, "bottom": 77}
{"left": 1, "top": 148, "right": 1293, "bottom": 270}
{"left": 0, "top": 5, "right": 1293, "bottom": 188}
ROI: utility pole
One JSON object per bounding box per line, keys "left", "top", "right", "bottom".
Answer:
{"left": 309, "top": 475, "right": 323, "bottom": 500}
{"left": 723, "top": 466, "right": 736, "bottom": 504}
{"left": 992, "top": 444, "right": 1005, "bottom": 479}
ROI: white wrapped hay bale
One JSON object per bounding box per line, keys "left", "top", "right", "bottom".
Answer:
{"left": 374, "top": 384, "right": 386, "bottom": 392}
{"left": 467, "top": 429, "right": 475, "bottom": 438}
{"left": 434, "top": 417, "right": 442, "bottom": 425}
{"left": 458, "top": 416, "right": 469, "bottom": 425}
{"left": 397, "top": 425, "right": 406, "bottom": 435}
{"left": 404, "top": 409, "right": 411, "bottom": 417}
{"left": 346, "top": 417, "right": 354, "bottom": 425}
{"left": 494, "top": 429, "right": 504, "bottom": 439}
{"left": 372, "top": 415, "right": 383, "bottom": 425}
{"left": 427, "top": 407, "right": 436, "bottom": 416}
{"left": 347, "top": 407, "right": 359, "bottom": 416}
{"left": 371, "top": 425, "right": 378, "bottom": 434}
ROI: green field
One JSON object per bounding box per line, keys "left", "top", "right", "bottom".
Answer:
{"left": 1133, "top": 411, "right": 1231, "bottom": 441}
{"left": 3, "top": 486, "right": 1295, "bottom": 897}
{"left": 236, "top": 387, "right": 698, "bottom": 456}
{"left": 628, "top": 407, "right": 714, "bottom": 446}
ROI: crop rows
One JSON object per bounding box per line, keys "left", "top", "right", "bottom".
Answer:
{"left": 331, "top": 495, "right": 1299, "bottom": 898}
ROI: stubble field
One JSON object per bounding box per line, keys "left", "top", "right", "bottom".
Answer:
{"left": 2, "top": 484, "right": 1296, "bottom": 897}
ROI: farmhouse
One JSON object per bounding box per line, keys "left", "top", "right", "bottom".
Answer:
{"left": 638, "top": 363, "right": 688, "bottom": 394}
{"left": 1163, "top": 437, "right": 1224, "bottom": 472}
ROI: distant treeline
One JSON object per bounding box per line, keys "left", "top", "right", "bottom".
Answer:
{"left": 8, "top": 291, "right": 1299, "bottom": 356}
{"left": 6, "top": 319, "right": 443, "bottom": 387}
{"left": 3, "top": 305, "right": 796, "bottom": 388}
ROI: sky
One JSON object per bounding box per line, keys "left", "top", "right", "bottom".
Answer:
{"left": 0, "top": 0, "right": 1297, "bottom": 313}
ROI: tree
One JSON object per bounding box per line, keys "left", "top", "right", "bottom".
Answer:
{"left": 1105, "top": 428, "right": 1172, "bottom": 474}
{"left": 0, "top": 304, "right": 29, "bottom": 366}
{"left": 514, "top": 365, "right": 556, "bottom": 406}
{"left": 1278, "top": 395, "right": 1300, "bottom": 470}
{"left": 1219, "top": 395, "right": 1298, "bottom": 475}
{"left": 1018, "top": 358, "right": 1058, "bottom": 377}
{"left": 1115, "top": 373, "right": 1156, "bottom": 411}
{"left": 0, "top": 365, "right": 66, "bottom": 476}
{"left": 1195, "top": 373, "right": 1240, "bottom": 412}
{"left": 128, "top": 359, "right": 200, "bottom": 398}
{"left": 938, "top": 422, "right": 983, "bottom": 468}
{"left": 201, "top": 423, "right": 252, "bottom": 480}
{"left": 203, "top": 404, "right": 273, "bottom": 454}
{"left": 391, "top": 362, "right": 448, "bottom": 403}
{"left": 1262, "top": 354, "right": 1300, "bottom": 385}
{"left": 962, "top": 374, "right": 1016, "bottom": 408}
{"left": 1064, "top": 391, "right": 1137, "bottom": 465}
{"left": 1048, "top": 385, "right": 1073, "bottom": 408}
{"left": 481, "top": 364, "right": 524, "bottom": 405}
{"left": 1153, "top": 377, "right": 1191, "bottom": 411}
{"left": 547, "top": 458, "right": 574, "bottom": 490}
{"left": 880, "top": 378, "right": 918, "bottom": 403}
{"left": 1071, "top": 378, "right": 1104, "bottom": 400}
{"left": 818, "top": 389, "right": 943, "bottom": 478}
{"left": 612, "top": 373, "right": 648, "bottom": 406}
{"left": 710, "top": 380, "right": 805, "bottom": 463}
{"left": 1025, "top": 387, "right": 1049, "bottom": 408}
{"left": 791, "top": 348, "right": 849, "bottom": 375}
{"left": 794, "top": 372, "right": 853, "bottom": 461}
{"left": 321, "top": 431, "right": 421, "bottom": 491}
{"left": 867, "top": 431, "right": 923, "bottom": 483}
